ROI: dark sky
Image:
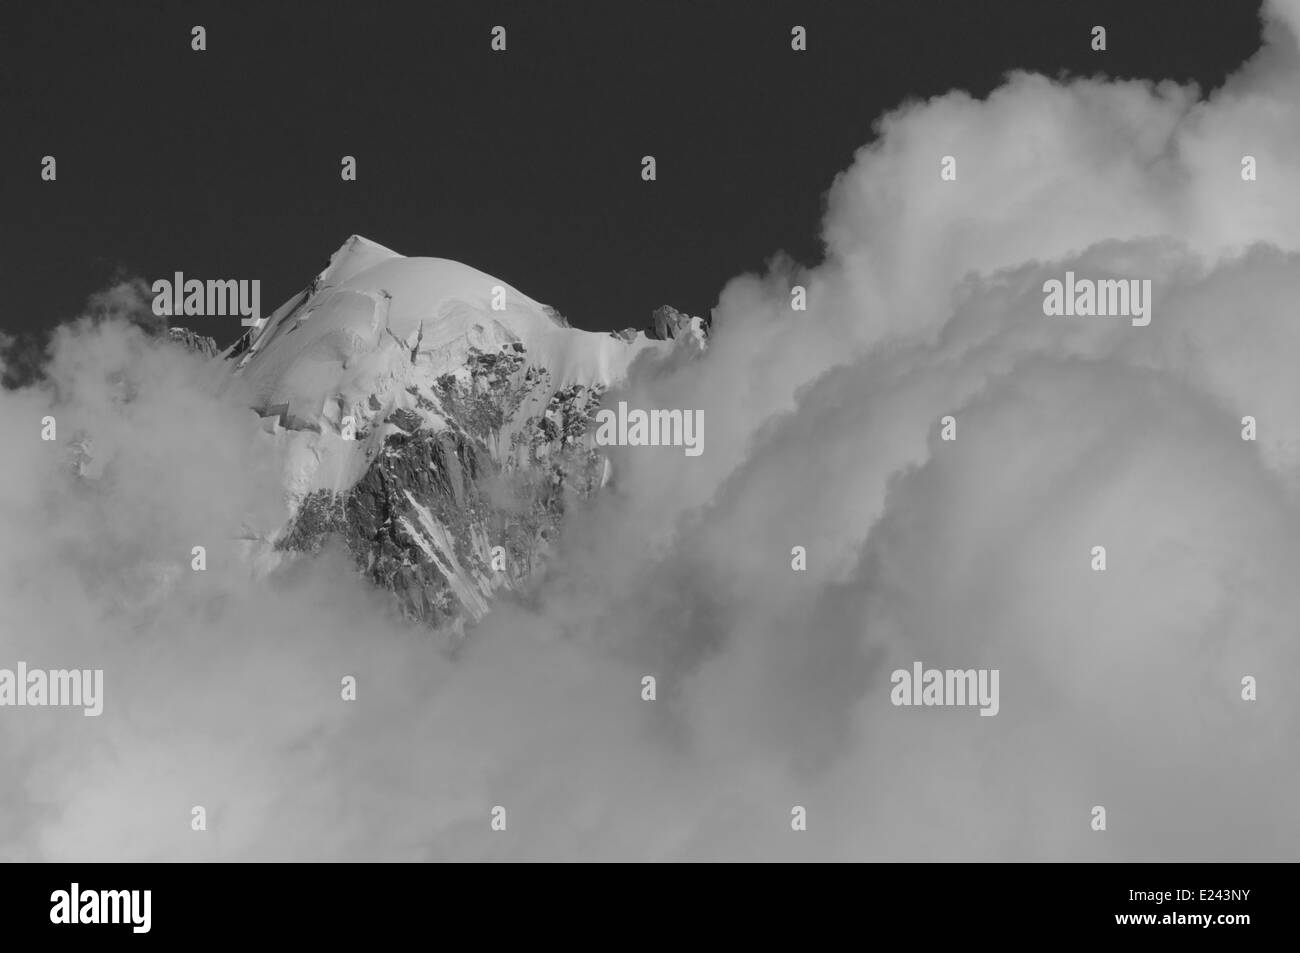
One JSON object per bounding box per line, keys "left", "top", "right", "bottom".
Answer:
{"left": 1, "top": 0, "right": 1264, "bottom": 347}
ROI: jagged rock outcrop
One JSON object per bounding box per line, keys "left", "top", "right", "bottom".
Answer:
{"left": 612, "top": 305, "right": 708, "bottom": 347}
{"left": 647, "top": 305, "right": 693, "bottom": 340}
{"left": 167, "top": 326, "right": 219, "bottom": 357}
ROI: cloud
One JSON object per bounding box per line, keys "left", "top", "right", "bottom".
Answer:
{"left": 82, "top": 277, "right": 164, "bottom": 335}
{"left": 2, "top": 1, "right": 1298, "bottom": 860}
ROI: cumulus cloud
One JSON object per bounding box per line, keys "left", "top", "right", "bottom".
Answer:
{"left": 2, "top": 1, "right": 1299, "bottom": 861}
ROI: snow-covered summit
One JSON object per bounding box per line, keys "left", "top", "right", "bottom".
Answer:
{"left": 231, "top": 235, "right": 663, "bottom": 440}
{"left": 225, "top": 235, "right": 676, "bottom": 493}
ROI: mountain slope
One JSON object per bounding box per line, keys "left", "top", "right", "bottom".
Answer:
{"left": 224, "top": 235, "right": 704, "bottom": 638}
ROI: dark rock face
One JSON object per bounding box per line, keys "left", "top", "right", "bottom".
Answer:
{"left": 275, "top": 341, "right": 610, "bottom": 639}
{"left": 281, "top": 429, "right": 495, "bottom": 629}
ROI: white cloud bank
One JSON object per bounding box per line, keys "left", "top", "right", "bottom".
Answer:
{"left": 2, "top": 1, "right": 1299, "bottom": 861}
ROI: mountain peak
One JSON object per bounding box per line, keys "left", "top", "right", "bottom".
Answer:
{"left": 232, "top": 235, "right": 673, "bottom": 474}
{"left": 218, "top": 236, "right": 704, "bottom": 637}
{"left": 340, "top": 233, "right": 399, "bottom": 256}
{"left": 317, "top": 234, "right": 403, "bottom": 289}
